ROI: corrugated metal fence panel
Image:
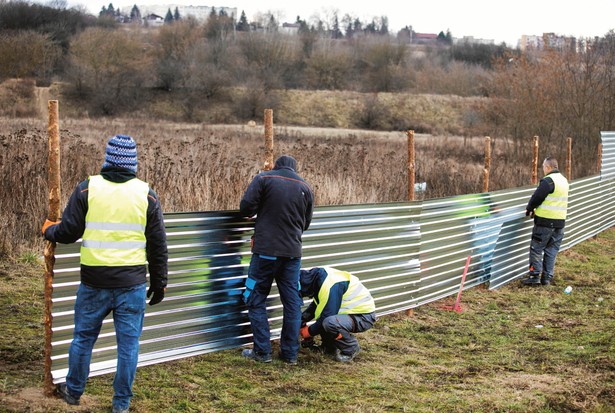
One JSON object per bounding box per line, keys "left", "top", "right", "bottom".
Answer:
{"left": 601, "top": 131, "right": 615, "bottom": 180}
{"left": 50, "top": 132, "right": 615, "bottom": 383}
{"left": 302, "top": 203, "right": 422, "bottom": 316}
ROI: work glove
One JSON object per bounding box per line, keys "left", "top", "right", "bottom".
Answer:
{"left": 147, "top": 287, "right": 165, "bottom": 306}
{"left": 41, "top": 219, "right": 60, "bottom": 236}
{"left": 300, "top": 324, "right": 311, "bottom": 339}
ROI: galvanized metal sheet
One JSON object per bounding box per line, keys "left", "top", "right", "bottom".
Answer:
{"left": 50, "top": 132, "right": 615, "bottom": 383}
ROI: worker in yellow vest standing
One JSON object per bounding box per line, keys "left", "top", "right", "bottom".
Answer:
{"left": 522, "top": 157, "right": 569, "bottom": 286}
{"left": 42, "top": 135, "right": 168, "bottom": 413}
{"left": 299, "top": 267, "right": 376, "bottom": 362}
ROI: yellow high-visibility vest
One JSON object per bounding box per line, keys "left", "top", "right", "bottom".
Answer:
{"left": 535, "top": 172, "right": 569, "bottom": 220}
{"left": 81, "top": 175, "right": 149, "bottom": 266}
{"left": 314, "top": 267, "right": 375, "bottom": 319}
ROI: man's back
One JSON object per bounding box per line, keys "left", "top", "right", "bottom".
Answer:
{"left": 240, "top": 155, "right": 313, "bottom": 257}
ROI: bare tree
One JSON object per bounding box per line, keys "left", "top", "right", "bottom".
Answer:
{"left": 68, "top": 27, "right": 151, "bottom": 114}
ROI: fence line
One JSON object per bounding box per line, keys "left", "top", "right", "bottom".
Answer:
{"left": 48, "top": 132, "right": 615, "bottom": 383}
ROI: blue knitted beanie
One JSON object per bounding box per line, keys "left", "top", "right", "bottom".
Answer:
{"left": 102, "top": 134, "right": 138, "bottom": 172}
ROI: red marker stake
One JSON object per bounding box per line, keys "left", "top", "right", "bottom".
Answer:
{"left": 444, "top": 255, "right": 471, "bottom": 313}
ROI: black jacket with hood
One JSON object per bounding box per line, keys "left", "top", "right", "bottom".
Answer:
{"left": 240, "top": 155, "right": 314, "bottom": 258}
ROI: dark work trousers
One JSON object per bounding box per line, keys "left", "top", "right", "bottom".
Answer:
{"left": 529, "top": 225, "right": 564, "bottom": 277}
{"left": 321, "top": 312, "right": 376, "bottom": 356}
{"left": 243, "top": 254, "right": 302, "bottom": 360}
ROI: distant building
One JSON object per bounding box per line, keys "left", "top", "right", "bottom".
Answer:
{"left": 281, "top": 22, "right": 301, "bottom": 35}
{"left": 453, "top": 36, "right": 495, "bottom": 45}
{"left": 143, "top": 13, "right": 164, "bottom": 26}
{"left": 412, "top": 33, "right": 438, "bottom": 44}
{"left": 123, "top": 4, "right": 238, "bottom": 23}
{"left": 519, "top": 33, "right": 577, "bottom": 52}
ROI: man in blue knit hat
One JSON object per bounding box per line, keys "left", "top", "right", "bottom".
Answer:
{"left": 42, "top": 135, "right": 168, "bottom": 413}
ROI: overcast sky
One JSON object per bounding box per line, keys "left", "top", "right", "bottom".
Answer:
{"left": 64, "top": 0, "right": 614, "bottom": 47}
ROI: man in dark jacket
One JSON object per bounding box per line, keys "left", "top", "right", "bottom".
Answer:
{"left": 42, "top": 135, "right": 168, "bottom": 413}
{"left": 522, "top": 156, "right": 569, "bottom": 286}
{"left": 299, "top": 267, "right": 376, "bottom": 362}
{"left": 239, "top": 155, "right": 314, "bottom": 364}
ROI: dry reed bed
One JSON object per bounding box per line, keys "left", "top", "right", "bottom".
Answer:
{"left": 1, "top": 117, "right": 537, "bottom": 256}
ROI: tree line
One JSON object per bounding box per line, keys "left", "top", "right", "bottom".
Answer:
{"left": 1, "top": 0, "right": 615, "bottom": 168}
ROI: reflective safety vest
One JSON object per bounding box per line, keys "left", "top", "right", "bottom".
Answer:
{"left": 314, "top": 267, "right": 376, "bottom": 319}
{"left": 535, "top": 172, "right": 569, "bottom": 220}
{"left": 81, "top": 175, "right": 149, "bottom": 266}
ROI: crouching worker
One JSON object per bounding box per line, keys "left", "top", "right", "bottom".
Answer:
{"left": 299, "top": 267, "right": 376, "bottom": 362}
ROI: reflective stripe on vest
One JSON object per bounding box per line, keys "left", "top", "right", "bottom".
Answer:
{"left": 314, "top": 267, "right": 376, "bottom": 319}
{"left": 535, "top": 172, "right": 569, "bottom": 220}
{"left": 81, "top": 175, "right": 149, "bottom": 266}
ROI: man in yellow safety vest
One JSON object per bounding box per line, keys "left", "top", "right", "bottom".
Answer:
{"left": 42, "top": 134, "right": 168, "bottom": 413}
{"left": 299, "top": 267, "right": 376, "bottom": 362}
{"left": 522, "top": 157, "right": 569, "bottom": 286}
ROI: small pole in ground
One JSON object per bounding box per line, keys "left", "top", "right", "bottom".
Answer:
{"left": 44, "top": 100, "right": 61, "bottom": 397}
{"left": 264, "top": 109, "right": 274, "bottom": 171}
{"left": 407, "top": 130, "right": 415, "bottom": 201}
{"left": 566, "top": 137, "right": 572, "bottom": 179}
{"left": 597, "top": 143, "right": 603, "bottom": 175}
{"left": 483, "top": 136, "right": 491, "bottom": 193}
{"left": 406, "top": 130, "right": 415, "bottom": 317}
{"left": 531, "top": 136, "right": 539, "bottom": 185}
{"left": 442, "top": 255, "right": 472, "bottom": 313}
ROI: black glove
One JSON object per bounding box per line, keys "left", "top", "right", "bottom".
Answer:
{"left": 147, "top": 287, "right": 165, "bottom": 306}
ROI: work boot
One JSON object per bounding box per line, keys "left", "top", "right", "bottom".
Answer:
{"left": 55, "top": 383, "right": 80, "bottom": 406}
{"left": 541, "top": 273, "right": 553, "bottom": 286}
{"left": 521, "top": 274, "right": 541, "bottom": 286}
{"left": 241, "top": 348, "right": 272, "bottom": 363}
{"left": 278, "top": 354, "right": 298, "bottom": 365}
{"left": 335, "top": 347, "right": 360, "bottom": 363}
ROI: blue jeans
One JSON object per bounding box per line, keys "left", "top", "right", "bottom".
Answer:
{"left": 66, "top": 283, "right": 146, "bottom": 410}
{"left": 243, "top": 254, "right": 302, "bottom": 360}
{"left": 529, "top": 225, "right": 564, "bottom": 277}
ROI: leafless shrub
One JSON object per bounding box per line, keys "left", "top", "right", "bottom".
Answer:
{"left": 0, "top": 31, "right": 61, "bottom": 82}
{"left": 0, "top": 78, "right": 37, "bottom": 117}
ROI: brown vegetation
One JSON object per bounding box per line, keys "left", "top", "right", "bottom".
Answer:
{"left": 0, "top": 114, "right": 591, "bottom": 257}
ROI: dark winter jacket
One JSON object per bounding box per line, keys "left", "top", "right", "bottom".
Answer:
{"left": 240, "top": 155, "right": 314, "bottom": 257}
{"left": 526, "top": 170, "right": 566, "bottom": 229}
{"left": 44, "top": 166, "right": 168, "bottom": 289}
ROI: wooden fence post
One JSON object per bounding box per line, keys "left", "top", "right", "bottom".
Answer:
{"left": 483, "top": 136, "right": 491, "bottom": 193}
{"left": 566, "top": 137, "right": 572, "bottom": 179}
{"left": 531, "top": 136, "right": 539, "bottom": 185}
{"left": 44, "top": 100, "right": 61, "bottom": 396}
{"left": 407, "top": 130, "right": 415, "bottom": 201}
{"left": 406, "top": 129, "right": 415, "bottom": 317}
{"left": 597, "top": 143, "right": 603, "bottom": 175}
{"left": 264, "top": 109, "right": 274, "bottom": 171}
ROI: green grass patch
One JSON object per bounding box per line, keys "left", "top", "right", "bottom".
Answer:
{"left": 1, "top": 229, "right": 614, "bottom": 412}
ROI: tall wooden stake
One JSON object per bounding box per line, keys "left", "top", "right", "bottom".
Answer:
{"left": 566, "top": 137, "right": 572, "bottom": 179}
{"left": 406, "top": 130, "right": 415, "bottom": 317}
{"left": 597, "top": 143, "right": 603, "bottom": 175}
{"left": 44, "top": 100, "right": 61, "bottom": 396}
{"left": 483, "top": 136, "right": 491, "bottom": 193}
{"left": 531, "top": 136, "right": 539, "bottom": 185}
{"left": 407, "top": 130, "right": 415, "bottom": 201}
{"left": 264, "top": 109, "right": 274, "bottom": 171}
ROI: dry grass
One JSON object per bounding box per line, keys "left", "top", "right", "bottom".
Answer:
{"left": 0, "top": 115, "right": 573, "bottom": 256}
